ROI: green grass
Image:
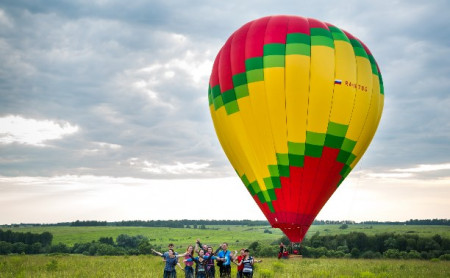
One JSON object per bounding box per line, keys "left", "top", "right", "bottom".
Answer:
{"left": 6, "top": 225, "right": 284, "bottom": 250}
{"left": 0, "top": 255, "right": 448, "bottom": 277}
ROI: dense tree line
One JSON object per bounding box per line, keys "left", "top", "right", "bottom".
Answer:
{"left": 255, "top": 232, "right": 450, "bottom": 260}
{"left": 0, "top": 229, "right": 52, "bottom": 246}
{"left": 1, "top": 227, "right": 448, "bottom": 261}
{"left": 71, "top": 220, "right": 107, "bottom": 226}
{"left": 0, "top": 229, "right": 53, "bottom": 255}
{"left": 360, "top": 219, "right": 449, "bottom": 225}
{"left": 114, "top": 220, "right": 269, "bottom": 227}
{"left": 0, "top": 231, "right": 158, "bottom": 256}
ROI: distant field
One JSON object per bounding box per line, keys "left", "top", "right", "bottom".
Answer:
{"left": 4, "top": 225, "right": 281, "bottom": 250}
{"left": 0, "top": 255, "right": 448, "bottom": 277}
{"left": 6, "top": 224, "right": 449, "bottom": 249}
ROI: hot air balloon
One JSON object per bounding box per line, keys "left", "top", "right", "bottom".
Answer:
{"left": 208, "top": 15, "right": 384, "bottom": 242}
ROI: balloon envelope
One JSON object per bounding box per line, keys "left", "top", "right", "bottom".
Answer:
{"left": 208, "top": 16, "right": 384, "bottom": 242}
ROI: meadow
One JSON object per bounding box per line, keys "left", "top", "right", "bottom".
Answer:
{"left": 8, "top": 224, "right": 450, "bottom": 249}
{"left": 0, "top": 254, "right": 449, "bottom": 277}
{"left": 1, "top": 224, "right": 449, "bottom": 277}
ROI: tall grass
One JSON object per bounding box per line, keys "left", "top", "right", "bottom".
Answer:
{"left": 0, "top": 255, "right": 448, "bottom": 277}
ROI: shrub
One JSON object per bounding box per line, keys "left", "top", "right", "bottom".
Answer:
{"left": 351, "top": 247, "right": 360, "bottom": 258}
{"left": 407, "top": 250, "right": 421, "bottom": 259}
{"left": 336, "top": 245, "right": 349, "bottom": 253}
{"left": 45, "top": 259, "right": 58, "bottom": 271}
{"left": 439, "top": 254, "right": 450, "bottom": 261}
{"left": 0, "top": 241, "right": 12, "bottom": 255}
{"left": 384, "top": 249, "right": 400, "bottom": 259}
{"left": 361, "top": 251, "right": 380, "bottom": 259}
{"left": 259, "top": 246, "right": 278, "bottom": 257}
{"left": 326, "top": 250, "right": 345, "bottom": 258}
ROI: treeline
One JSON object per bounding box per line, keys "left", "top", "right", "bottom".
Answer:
{"left": 0, "top": 229, "right": 158, "bottom": 256}
{"left": 0, "top": 229, "right": 53, "bottom": 255}
{"left": 115, "top": 219, "right": 269, "bottom": 228}
{"left": 3, "top": 219, "right": 448, "bottom": 228}
{"left": 66, "top": 219, "right": 269, "bottom": 228}
{"left": 360, "top": 219, "right": 449, "bottom": 226}
{"left": 71, "top": 220, "right": 107, "bottom": 226}
{"left": 1, "top": 228, "right": 449, "bottom": 260}
{"left": 261, "top": 232, "right": 449, "bottom": 260}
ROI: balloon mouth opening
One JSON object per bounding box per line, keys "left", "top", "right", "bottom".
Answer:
{"left": 272, "top": 223, "right": 310, "bottom": 243}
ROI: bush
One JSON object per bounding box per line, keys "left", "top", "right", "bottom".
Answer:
{"left": 12, "top": 242, "right": 28, "bottom": 254}
{"left": 439, "top": 254, "right": 450, "bottom": 261}
{"left": 50, "top": 243, "right": 70, "bottom": 254}
{"left": 384, "top": 249, "right": 400, "bottom": 259}
{"left": 326, "top": 250, "right": 346, "bottom": 258}
{"left": 336, "top": 245, "right": 349, "bottom": 253}
{"left": 361, "top": 251, "right": 381, "bottom": 259}
{"left": 351, "top": 248, "right": 360, "bottom": 258}
{"left": 259, "top": 246, "right": 277, "bottom": 257}
{"left": 45, "top": 259, "right": 58, "bottom": 271}
{"left": 407, "top": 250, "right": 421, "bottom": 259}
{"left": 0, "top": 241, "right": 12, "bottom": 255}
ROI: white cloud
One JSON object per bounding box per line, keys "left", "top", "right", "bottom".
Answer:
{"left": 0, "top": 115, "right": 79, "bottom": 146}
{"left": 392, "top": 163, "right": 450, "bottom": 173}
{"left": 140, "top": 160, "right": 210, "bottom": 175}
{"left": 362, "top": 163, "right": 450, "bottom": 180}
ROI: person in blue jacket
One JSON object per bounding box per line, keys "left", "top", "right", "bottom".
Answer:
{"left": 216, "top": 243, "right": 235, "bottom": 277}
{"left": 152, "top": 248, "right": 184, "bottom": 278}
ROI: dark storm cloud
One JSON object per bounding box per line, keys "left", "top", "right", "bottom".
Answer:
{"left": 0, "top": 0, "right": 449, "bottom": 180}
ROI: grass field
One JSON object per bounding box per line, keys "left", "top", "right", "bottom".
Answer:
{"left": 1, "top": 225, "right": 449, "bottom": 277}
{"left": 0, "top": 254, "right": 448, "bottom": 277}
{"left": 7, "top": 224, "right": 450, "bottom": 249}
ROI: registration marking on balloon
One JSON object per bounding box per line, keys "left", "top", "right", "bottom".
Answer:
{"left": 208, "top": 15, "right": 384, "bottom": 242}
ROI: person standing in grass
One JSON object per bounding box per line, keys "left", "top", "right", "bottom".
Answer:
{"left": 235, "top": 249, "right": 245, "bottom": 278}
{"left": 185, "top": 249, "right": 219, "bottom": 278}
{"left": 205, "top": 246, "right": 217, "bottom": 278}
{"left": 236, "top": 249, "right": 261, "bottom": 278}
{"left": 216, "top": 242, "right": 234, "bottom": 277}
{"left": 278, "top": 242, "right": 285, "bottom": 259}
{"left": 152, "top": 248, "right": 184, "bottom": 278}
{"left": 183, "top": 245, "right": 195, "bottom": 278}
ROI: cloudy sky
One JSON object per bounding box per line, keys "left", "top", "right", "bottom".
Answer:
{"left": 1, "top": 0, "right": 449, "bottom": 225}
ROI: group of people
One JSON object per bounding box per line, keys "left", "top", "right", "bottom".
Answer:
{"left": 151, "top": 239, "right": 261, "bottom": 278}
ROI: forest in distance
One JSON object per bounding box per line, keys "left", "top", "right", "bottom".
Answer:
{"left": 2, "top": 218, "right": 449, "bottom": 228}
